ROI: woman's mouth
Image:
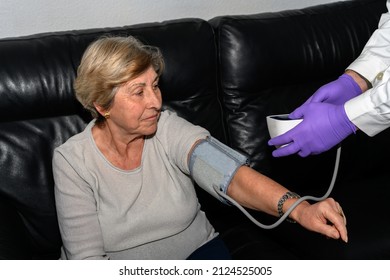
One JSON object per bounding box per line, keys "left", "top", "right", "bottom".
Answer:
{"left": 144, "top": 112, "right": 160, "bottom": 121}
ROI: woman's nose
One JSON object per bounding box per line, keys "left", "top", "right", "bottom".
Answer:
{"left": 146, "top": 88, "right": 162, "bottom": 109}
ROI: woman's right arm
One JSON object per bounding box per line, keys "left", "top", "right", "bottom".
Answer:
{"left": 53, "top": 150, "right": 109, "bottom": 259}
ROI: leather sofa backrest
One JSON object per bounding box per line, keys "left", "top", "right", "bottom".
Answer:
{"left": 210, "top": 0, "right": 388, "bottom": 193}
{"left": 0, "top": 18, "right": 224, "bottom": 259}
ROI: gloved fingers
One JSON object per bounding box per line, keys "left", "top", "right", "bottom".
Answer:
{"left": 271, "top": 141, "right": 301, "bottom": 157}
{"left": 267, "top": 129, "right": 293, "bottom": 147}
{"left": 268, "top": 118, "right": 306, "bottom": 157}
{"left": 288, "top": 104, "right": 307, "bottom": 120}
{"left": 310, "top": 88, "right": 329, "bottom": 103}
{"left": 299, "top": 86, "right": 329, "bottom": 106}
{"left": 297, "top": 147, "right": 311, "bottom": 157}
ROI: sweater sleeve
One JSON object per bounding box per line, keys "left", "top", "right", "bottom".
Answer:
{"left": 53, "top": 149, "right": 109, "bottom": 260}
{"left": 156, "top": 111, "right": 210, "bottom": 174}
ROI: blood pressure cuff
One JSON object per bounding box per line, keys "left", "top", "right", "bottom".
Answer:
{"left": 189, "top": 136, "right": 250, "bottom": 204}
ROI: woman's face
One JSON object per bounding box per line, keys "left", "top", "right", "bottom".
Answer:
{"left": 107, "top": 66, "right": 162, "bottom": 138}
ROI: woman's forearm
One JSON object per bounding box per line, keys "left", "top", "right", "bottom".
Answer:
{"left": 227, "top": 166, "right": 309, "bottom": 221}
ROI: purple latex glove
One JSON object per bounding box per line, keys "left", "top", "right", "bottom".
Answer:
{"left": 268, "top": 103, "right": 356, "bottom": 157}
{"left": 304, "top": 74, "right": 362, "bottom": 105}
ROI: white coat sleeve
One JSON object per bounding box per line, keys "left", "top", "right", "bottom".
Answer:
{"left": 345, "top": 0, "right": 390, "bottom": 136}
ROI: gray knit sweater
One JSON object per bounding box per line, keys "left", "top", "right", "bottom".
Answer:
{"left": 53, "top": 111, "right": 217, "bottom": 260}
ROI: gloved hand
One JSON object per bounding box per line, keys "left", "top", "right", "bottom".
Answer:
{"left": 268, "top": 102, "right": 356, "bottom": 157}
{"left": 304, "top": 74, "right": 362, "bottom": 105}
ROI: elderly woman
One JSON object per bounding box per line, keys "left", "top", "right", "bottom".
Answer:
{"left": 52, "top": 36, "right": 348, "bottom": 260}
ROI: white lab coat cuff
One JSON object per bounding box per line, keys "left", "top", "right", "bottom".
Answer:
{"left": 348, "top": 53, "right": 389, "bottom": 84}
{"left": 345, "top": 90, "right": 390, "bottom": 136}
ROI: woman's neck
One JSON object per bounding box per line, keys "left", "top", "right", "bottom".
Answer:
{"left": 92, "top": 122, "right": 145, "bottom": 170}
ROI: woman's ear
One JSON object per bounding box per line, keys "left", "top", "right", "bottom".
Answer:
{"left": 94, "top": 102, "right": 105, "bottom": 116}
{"left": 94, "top": 102, "right": 111, "bottom": 119}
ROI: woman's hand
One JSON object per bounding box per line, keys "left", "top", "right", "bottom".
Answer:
{"left": 291, "top": 198, "right": 348, "bottom": 242}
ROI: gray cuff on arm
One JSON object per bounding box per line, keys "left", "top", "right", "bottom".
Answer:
{"left": 189, "top": 136, "right": 250, "bottom": 204}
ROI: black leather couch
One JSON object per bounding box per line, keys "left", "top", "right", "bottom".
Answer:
{"left": 1, "top": 0, "right": 389, "bottom": 260}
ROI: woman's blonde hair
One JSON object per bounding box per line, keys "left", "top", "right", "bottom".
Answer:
{"left": 74, "top": 36, "right": 164, "bottom": 124}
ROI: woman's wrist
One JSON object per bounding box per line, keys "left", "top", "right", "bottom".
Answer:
{"left": 285, "top": 199, "right": 310, "bottom": 223}
{"left": 277, "top": 191, "right": 311, "bottom": 223}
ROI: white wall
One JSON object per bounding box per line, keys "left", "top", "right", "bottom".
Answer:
{"left": 0, "top": 0, "right": 343, "bottom": 39}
